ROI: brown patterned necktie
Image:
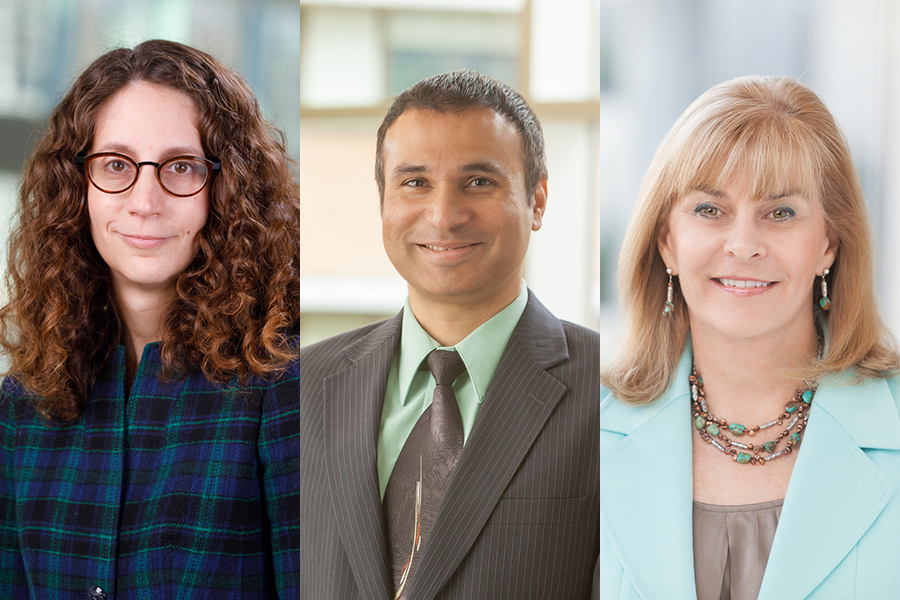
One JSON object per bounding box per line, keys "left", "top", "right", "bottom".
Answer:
{"left": 383, "top": 349, "right": 466, "bottom": 600}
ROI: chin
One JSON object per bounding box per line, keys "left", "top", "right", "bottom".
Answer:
{"left": 112, "top": 270, "right": 180, "bottom": 291}
{"left": 414, "top": 283, "right": 475, "bottom": 301}
{"left": 709, "top": 319, "right": 800, "bottom": 342}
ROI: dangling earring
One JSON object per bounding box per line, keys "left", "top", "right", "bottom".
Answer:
{"left": 819, "top": 268, "right": 831, "bottom": 310}
{"left": 663, "top": 268, "right": 675, "bottom": 316}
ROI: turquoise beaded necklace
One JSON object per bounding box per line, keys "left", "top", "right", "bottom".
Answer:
{"left": 690, "top": 369, "right": 816, "bottom": 465}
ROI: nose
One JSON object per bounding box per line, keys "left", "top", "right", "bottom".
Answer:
{"left": 723, "top": 216, "right": 765, "bottom": 260}
{"left": 125, "top": 164, "right": 166, "bottom": 215}
{"left": 426, "top": 185, "right": 470, "bottom": 231}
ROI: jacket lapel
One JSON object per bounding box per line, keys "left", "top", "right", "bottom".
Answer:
{"left": 323, "top": 314, "right": 402, "bottom": 600}
{"left": 602, "top": 345, "right": 900, "bottom": 600}
{"left": 600, "top": 346, "right": 698, "bottom": 600}
{"left": 758, "top": 375, "right": 900, "bottom": 600}
{"left": 407, "top": 293, "right": 571, "bottom": 599}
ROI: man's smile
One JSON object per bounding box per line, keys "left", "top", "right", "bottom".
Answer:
{"left": 419, "top": 243, "right": 480, "bottom": 252}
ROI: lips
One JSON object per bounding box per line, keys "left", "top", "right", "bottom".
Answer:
{"left": 420, "top": 243, "right": 478, "bottom": 251}
{"left": 119, "top": 234, "right": 171, "bottom": 249}
{"left": 715, "top": 278, "right": 772, "bottom": 288}
{"left": 414, "top": 241, "right": 483, "bottom": 264}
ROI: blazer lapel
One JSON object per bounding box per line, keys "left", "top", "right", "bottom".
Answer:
{"left": 323, "top": 314, "right": 402, "bottom": 600}
{"left": 600, "top": 346, "right": 698, "bottom": 600}
{"left": 406, "top": 293, "right": 571, "bottom": 599}
{"left": 758, "top": 376, "right": 900, "bottom": 600}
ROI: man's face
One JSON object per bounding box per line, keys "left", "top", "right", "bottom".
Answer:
{"left": 381, "top": 107, "right": 546, "bottom": 313}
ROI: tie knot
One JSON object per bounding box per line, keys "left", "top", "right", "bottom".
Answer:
{"left": 425, "top": 349, "right": 466, "bottom": 387}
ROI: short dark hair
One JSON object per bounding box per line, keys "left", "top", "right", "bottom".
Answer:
{"left": 375, "top": 69, "right": 547, "bottom": 206}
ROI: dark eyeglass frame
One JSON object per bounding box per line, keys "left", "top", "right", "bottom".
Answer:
{"left": 75, "top": 152, "right": 222, "bottom": 197}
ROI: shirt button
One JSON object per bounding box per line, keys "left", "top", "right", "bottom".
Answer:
{"left": 88, "top": 586, "right": 106, "bottom": 600}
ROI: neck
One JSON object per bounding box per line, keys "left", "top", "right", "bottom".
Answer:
{"left": 689, "top": 320, "right": 819, "bottom": 423}
{"left": 408, "top": 283, "right": 520, "bottom": 347}
{"left": 114, "top": 283, "right": 174, "bottom": 371}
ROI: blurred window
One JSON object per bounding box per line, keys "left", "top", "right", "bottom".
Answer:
{"left": 298, "top": 7, "right": 520, "bottom": 108}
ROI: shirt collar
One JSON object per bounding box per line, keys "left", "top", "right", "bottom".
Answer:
{"left": 397, "top": 281, "right": 529, "bottom": 404}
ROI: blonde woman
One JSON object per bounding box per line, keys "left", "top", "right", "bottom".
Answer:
{"left": 600, "top": 76, "right": 900, "bottom": 600}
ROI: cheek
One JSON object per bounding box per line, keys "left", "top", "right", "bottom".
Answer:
{"left": 182, "top": 197, "right": 209, "bottom": 243}
{"left": 668, "top": 229, "right": 715, "bottom": 292}
{"left": 514, "top": 212, "right": 534, "bottom": 247}
{"left": 86, "top": 193, "right": 111, "bottom": 242}
{"left": 662, "top": 228, "right": 689, "bottom": 271}
{"left": 789, "top": 241, "right": 825, "bottom": 281}
{"left": 381, "top": 204, "right": 413, "bottom": 241}
{"left": 497, "top": 201, "right": 532, "bottom": 234}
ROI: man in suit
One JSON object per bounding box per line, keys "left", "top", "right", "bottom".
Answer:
{"left": 296, "top": 70, "right": 599, "bottom": 599}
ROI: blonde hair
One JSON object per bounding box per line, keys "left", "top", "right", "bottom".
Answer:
{"left": 602, "top": 75, "right": 899, "bottom": 404}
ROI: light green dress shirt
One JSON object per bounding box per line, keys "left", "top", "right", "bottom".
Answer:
{"left": 376, "top": 281, "right": 529, "bottom": 498}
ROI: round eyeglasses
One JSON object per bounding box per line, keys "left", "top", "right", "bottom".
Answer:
{"left": 75, "top": 152, "right": 221, "bottom": 197}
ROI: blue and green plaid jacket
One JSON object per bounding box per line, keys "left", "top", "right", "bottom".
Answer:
{"left": 0, "top": 343, "right": 300, "bottom": 599}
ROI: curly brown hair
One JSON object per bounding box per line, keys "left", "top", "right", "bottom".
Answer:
{"left": 0, "top": 39, "right": 300, "bottom": 422}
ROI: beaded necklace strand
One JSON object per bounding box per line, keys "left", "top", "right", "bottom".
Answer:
{"left": 690, "top": 370, "right": 815, "bottom": 465}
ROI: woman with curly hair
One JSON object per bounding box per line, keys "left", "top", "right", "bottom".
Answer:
{"left": 0, "top": 40, "right": 300, "bottom": 598}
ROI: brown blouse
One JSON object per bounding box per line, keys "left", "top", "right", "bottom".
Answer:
{"left": 692, "top": 498, "right": 784, "bottom": 600}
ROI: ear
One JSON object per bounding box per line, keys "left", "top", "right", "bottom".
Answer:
{"left": 657, "top": 216, "right": 677, "bottom": 274}
{"left": 531, "top": 178, "right": 548, "bottom": 231}
{"left": 821, "top": 222, "right": 839, "bottom": 272}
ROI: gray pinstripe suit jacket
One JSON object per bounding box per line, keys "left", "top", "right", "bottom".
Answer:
{"left": 296, "top": 291, "right": 600, "bottom": 599}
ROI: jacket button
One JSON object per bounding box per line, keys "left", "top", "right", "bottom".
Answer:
{"left": 88, "top": 587, "right": 106, "bottom": 600}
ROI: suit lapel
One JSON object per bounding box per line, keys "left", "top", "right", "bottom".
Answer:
{"left": 407, "top": 294, "right": 571, "bottom": 599}
{"left": 758, "top": 376, "right": 899, "bottom": 600}
{"left": 323, "top": 314, "right": 402, "bottom": 600}
{"left": 600, "top": 348, "right": 698, "bottom": 600}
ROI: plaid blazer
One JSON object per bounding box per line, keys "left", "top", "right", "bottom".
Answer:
{"left": 0, "top": 343, "right": 300, "bottom": 599}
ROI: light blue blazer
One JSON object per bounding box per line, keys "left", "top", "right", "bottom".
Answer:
{"left": 600, "top": 343, "right": 900, "bottom": 599}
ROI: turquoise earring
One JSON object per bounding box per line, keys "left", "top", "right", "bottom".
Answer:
{"left": 663, "top": 268, "right": 675, "bottom": 316}
{"left": 819, "top": 268, "right": 831, "bottom": 310}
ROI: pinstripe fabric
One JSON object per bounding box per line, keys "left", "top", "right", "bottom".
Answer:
{"left": 0, "top": 341, "right": 300, "bottom": 599}
{"left": 297, "top": 291, "right": 600, "bottom": 599}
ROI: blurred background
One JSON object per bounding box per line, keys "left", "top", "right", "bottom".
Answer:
{"left": 2, "top": 0, "right": 898, "bottom": 356}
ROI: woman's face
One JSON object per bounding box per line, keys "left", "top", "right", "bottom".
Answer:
{"left": 658, "top": 172, "right": 837, "bottom": 344}
{"left": 87, "top": 81, "right": 209, "bottom": 299}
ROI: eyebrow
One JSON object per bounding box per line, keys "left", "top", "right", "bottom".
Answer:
{"left": 764, "top": 189, "right": 807, "bottom": 201}
{"left": 94, "top": 143, "right": 205, "bottom": 158}
{"left": 692, "top": 187, "right": 808, "bottom": 202}
{"left": 391, "top": 164, "right": 427, "bottom": 177}
{"left": 460, "top": 162, "right": 505, "bottom": 176}
{"left": 694, "top": 186, "right": 726, "bottom": 198}
{"left": 390, "top": 161, "right": 507, "bottom": 178}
